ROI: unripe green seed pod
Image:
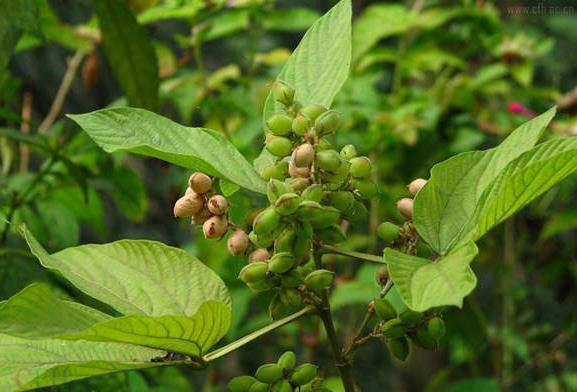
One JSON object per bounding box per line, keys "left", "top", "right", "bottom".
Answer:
{"left": 207, "top": 194, "right": 228, "bottom": 215}
{"left": 309, "top": 206, "right": 341, "bottom": 229}
{"left": 279, "top": 287, "right": 301, "bottom": 307}
{"left": 292, "top": 112, "right": 312, "bottom": 136}
{"left": 316, "top": 150, "right": 342, "bottom": 172}
{"left": 340, "top": 144, "right": 358, "bottom": 160}
{"left": 189, "top": 172, "right": 212, "bottom": 194}
{"left": 246, "top": 278, "right": 275, "bottom": 293}
{"left": 281, "top": 269, "right": 303, "bottom": 288}
{"left": 377, "top": 222, "right": 401, "bottom": 243}
{"left": 286, "top": 177, "right": 310, "bottom": 192}
{"left": 249, "top": 230, "right": 276, "bottom": 249}
{"left": 269, "top": 293, "right": 293, "bottom": 320}
{"left": 343, "top": 200, "right": 368, "bottom": 222}
{"left": 316, "top": 224, "right": 346, "bottom": 244}
{"left": 411, "top": 328, "right": 437, "bottom": 350}
{"left": 267, "top": 114, "right": 293, "bottom": 136}
{"left": 255, "top": 363, "right": 283, "bottom": 384}
{"left": 352, "top": 179, "right": 378, "bottom": 200}
{"left": 292, "top": 234, "right": 312, "bottom": 265}
{"left": 397, "top": 198, "right": 414, "bottom": 220}
{"left": 301, "top": 184, "right": 325, "bottom": 203}
{"left": 267, "top": 179, "right": 291, "bottom": 203}
{"left": 266, "top": 136, "right": 293, "bottom": 158}
{"left": 295, "top": 200, "right": 323, "bottom": 221}
{"left": 274, "top": 229, "right": 296, "bottom": 253}
{"left": 277, "top": 351, "right": 297, "bottom": 370}
{"left": 304, "top": 269, "right": 334, "bottom": 290}
{"left": 349, "top": 156, "right": 372, "bottom": 178}
{"left": 374, "top": 298, "right": 397, "bottom": 321}
{"left": 381, "top": 318, "right": 406, "bottom": 338}
{"left": 173, "top": 193, "right": 203, "bottom": 217}
{"left": 239, "top": 262, "right": 268, "bottom": 283}
{"left": 300, "top": 104, "right": 327, "bottom": 121}
{"left": 254, "top": 208, "right": 281, "bottom": 236}
{"left": 387, "top": 336, "right": 410, "bottom": 362}
{"left": 274, "top": 193, "right": 300, "bottom": 216}
{"left": 272, "top": 160, "right": 289, "bottom": 180}
{"left": 427, "top": 317, "right": 446, "bottom": 341}
{"left": 290, "top": 363, "right": 318, "bottom": 386}
{"left": 314, "top": 110, "right": 341, "bottom": 136}
{"left": 271, "top": 380, "right": 292, "bottom": 392}
{"left": 288, "top": 160, "right": 311, "bottom": 178}
{"left": 248, "top": 380, "right": 270, "bottom": 392}
{"left": 227, "top": 230, "right": 249, "bottom": 256}
{"left": 203, "top": 215, "right": 228, "bottom": 238}
{"left": 327, "top": 191, "right": 355, "bottom": 215}
{"left": 228, "top": 375, "right": 257, "bottom": 392}
{"left": 292, "top": 143, "right": 315, "bottom": 167}
{"left": 261, "top": 164, "right": 277, "bottom": 181}
{"left": 399, "top": 310, "right": 423, "bottom": 324}
{"left": 268, "top": 252, "right": 294, "bottom": 274}
{"left": 272, "top": 80, "right": 295, "bottom": 107}
{"left": 408, "top": 178, "right": 427, "bottom": 196}
{"left": 249, "top": 248, "right": 270, "bottom": 263}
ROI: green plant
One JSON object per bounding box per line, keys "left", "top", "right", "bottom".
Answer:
{"left": 2, "top": 1, "right": 577, "bottom": 391}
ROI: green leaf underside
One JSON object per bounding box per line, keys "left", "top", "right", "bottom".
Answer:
{"left": 414, "top": 107, "right": 556, "bottom": 254}
{"left": 385, "top": 242, "right": 478, "bottom": 312}
{"left": 18, "top": 224, "right": 231, "bottom": 317}
{"left": 68, "top": 108, "right": 266, "bottom": 194}
{"left": 0, "top": 333, "right": 172, "bottom": 392}
{"left": 93, "top": 0, "right": 159, "bottom": 110}
{"left": 262, "top": 0, "right": 352, "bottom": 122}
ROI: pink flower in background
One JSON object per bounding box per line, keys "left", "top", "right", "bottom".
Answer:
{"left": 507, "top": 101, "right": 536, "bottom": 117}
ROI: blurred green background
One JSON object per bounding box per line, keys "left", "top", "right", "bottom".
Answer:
{"left": 1, "top": 0, "right": 577, "bottom": 391}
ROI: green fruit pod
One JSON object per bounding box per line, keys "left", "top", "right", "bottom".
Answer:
{"left": 272, "top": 80, "right": 295, "bottom": 107}
{"left": 427, "top": 317, "right": 446, "bottom": 341}
{"left": 267, "top": 114, "right": 293, "bottom": 136}
{"left": 352, "top": 179, "right": 378, "bottom": 200}
{"left": 292, "top": 234, "right": 312, "bottom": 265}
{"left": 343, "top": 200, "right": 367, "bottom": 222}
{"left": 316, "top": 150, "right": 342, "bottom": 172}
{"left": 399, "top": 310, "right": 423, "bottom": 325}
{"left": 248, "top": 380, "right": 270, "bottom": 392}
{"left": 316, "top": 224, "right": 347, "bottom": 244}
{"left": 377, "top": 222, "right": 401, "bottom": 243}
{"left": 309, "top": 206, "right": 341, "bottom": 229}
{"left": 271, "top": 380, "right": 292, "bottom": 392}
{"left": 261, "top": 164, "right": 277, "bottom": 181}
{"left": 267, "top": 178, "right": 292, "bottom": 203}
{"left": 411, "top": 328, "right": 437, "bottom": 350}
{"left": 304, "top": 269, "right": 334, "bottom": 290}
{"left": 349, "top": 156, "right": 372, "bottom": 178}
{"left": 279, "top": 287, "right": 302, "bottom": 307}
{"left": 314, "top": 110, "right": 341, "bottom": 136}
{"left": 296, "top": 201, "right": 323, "bottom": 220}
{"left": 266, "top": 136, "right": 293, "bottom": 158}
{"left": 387, "top": 336, "right": 410, "bottom": 362}
{"left": 246, "top": 278, "right": 275, "bottom": 293}
{"left": 327, "top": 191, "right": 355, "bottom": 215}
{"left": 277, "top": 351, "right": 297, "bottom": 370}
{"left": 340, "top": 144, "right": 358, "bottom": 160}
{"left": 301, "top": 184, "right": 325, "bottom": 203}
{"left": 290, "top": 363, "right": 318, "bottom": 386}
{"left": 239, "top": 262, "right": 268, "bottom": 284}
{"left": 274, "top": 193, "right": 300, "bottom": 216}
{"left": 249, "top": 231, "right": 276, "bottom": 249}
{"left": 253, "top": 208, "right": 281, "bottom": 236}
{"left": 269, "top": 293, "right": 293, "bottom": 320}
{"left": 280, "top": 269, "right": 303, "bottom": 288}
{"left": 381, "top": 318, "right": 406, "bottom": 339}
{"left": 275, "top": 229, "right": 296, "bottom": 253}
{"left": 374, "top": 298, "right": 397, "bottom": 321}
{"left": 255, "top": 363, "right": 284, "bottom": 384}
{"left": 268, "top": 252, "right": 295, "bottom": 274}
{"left": 228, "top": 375, "right": 257, "bottom": 392}
{"left": 300, "top": 104, "right": 327, "bottom": 121}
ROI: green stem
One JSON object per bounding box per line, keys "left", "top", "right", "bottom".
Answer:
{"left": 320, "top": 244, "right": 384, "bottom": 264}
{"left": 203, "top": 305, "right": 314, "bottom": 362}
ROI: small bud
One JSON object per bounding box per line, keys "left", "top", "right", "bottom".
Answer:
{"left": 272, "top": 80, "right": 295, "bottom": 106}
{"left": 239, "top": 261, "right": 268, "bottom": 283}
{"left": 227, "top": 230, "right": 249, "bottom": 256}
{"left": 203, "top": 215, "right": 228, "bottom": 238}
{"left": 377, "top": 222, "right": 401, "bottom": 243}
{"left": 255, "top": 363, "right": 283, "bottom": 384}
{"left": 300, "top": 104, "right": 327, "bottom": 121}
{"left": 288, "top": 160, "right": 310, "bottom": 178}
{"left": 376, "top": 266, "right": 389, "bottom": 284}
{"left": 374, "top": 298, "right": 397, "bottom": 321}
{"left": 349, "top": 156, "right": 372, "bottom": 178}
{"left": 290, "top": 364, "right": 318, "bottom": 386}
{"left": 304, "top": 269, "right": 334, "bottom": 290}
{"left": 249, "top": 248, "right": 270, "bottom": 262}
{"left": 292, "top": 143, "right": 315, "bottom": 167}
{"left": 266, "top": 136, "right": 293, "bottom": 157}
{"left": 340, "top": 144, "right": 358, "bottom": 160}
{"left": 316, "top": 149, "right": 342, "bottom": 172}
{"left": 314, "top": 110, "right": 341, "bottom": 136}
{"left": 267, "top": 114, "right": 293, "bottom": 136}
{"left": 268, "top": 252, "right": 294, "bottom": 274}
{"left": 277, "top": 351, "right": 296, "bottom": 370}
{"left": 191, "top": 206, "right": 212, "bottom": 225}
{"left": 408, "top": 178, "right": 428, "bottom": 196}
{"left": 274, "top": 193, "right": 300, "bottom": 216}
{"left": 387, "top": 336, "right": 410, "bottom": 362}
{"left": 173, "top": 193, "right": 203, "bottom": 217}
{"left": 207, "top": 194, "right": 228, "bottom": 215}
{"left": 427, "top": 317, "right": 446, "bottom": 341}
{"left": 292, "top": 112, "right": 312, "bottom": 136}
{"left": 397, "top": 198, "right": 414, "bottom": 220}
{"left": 189, "top": 172, "right": 212, "bottom": 194}
{"left": 253, "top": 208, "right": 281, "bottom": 236}
{"left": 228, "top": 376, "right": 257, "bottom": 392}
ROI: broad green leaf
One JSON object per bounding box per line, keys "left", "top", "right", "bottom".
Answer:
{"left": 68, "top": 108, "right": 266, "bottom": 194}
{"left": 0, "top": 333, "right": 175, "bottom": 392}
{"left": 414, "top": 107, "right": 556, "bottom": 254}
{"left": 466, "top": 137, "right": 577, "bottom": 243}
{"left": 385, "top": 242, "right": 478, "bottom": 312}
{"left": 0, "top": 283, "right": 111, "bottom": 338}
{"left": 263, "top": 0, "right": 351, "bottom": 122}
{"left": 94, "top": 0, "right": 159, "bottom": 110}
{"left": 61, "top": 300, "right": 231, "bottom": 357}
{"left": 18, "top": 225, "right": 231, "bottom": 317}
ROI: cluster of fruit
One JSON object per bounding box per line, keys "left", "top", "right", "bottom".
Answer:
{"left": 228, "top": 351, "right": 326, "bottom": 392}
{"left": 373, "top": 297, "right": 446, "bottom": 362}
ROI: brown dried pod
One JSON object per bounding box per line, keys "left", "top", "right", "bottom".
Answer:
{"left": 292, "top": 143, "right": 315, "bottom": 167}
{"left": 288, "top": 160, "right": 310, "bottom": 178}
{"left": 173, "top": 193, "right": 203, "bottom": 217}
{"left": 249, "top": 248, "right": 270, "bottom": 263}
{"left": 396, "top": 198, "right": 414, "bottom": 220}
{"left": 407, "top": 178, "right": 428, "bottom": 196}
{"left": 203, "top": 215, "right": 228, "bottom": 238}
{"left": 208, "top": 194, "right": 229, "bottom": 215}
{"left": 227, "top": 230, "right": 249, "bottom": 256}
{"left": 191, "top": 206, "right": 212, "bottom": 225}
{"left": 189, "top": 172, "right": 212, "bottom": 194}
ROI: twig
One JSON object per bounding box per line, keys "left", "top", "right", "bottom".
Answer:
{"left": 18, "top": 92, "right": 33, "bottom": 172}
{"left": 320, "top": 244, "right": 384, "bottom": 264}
